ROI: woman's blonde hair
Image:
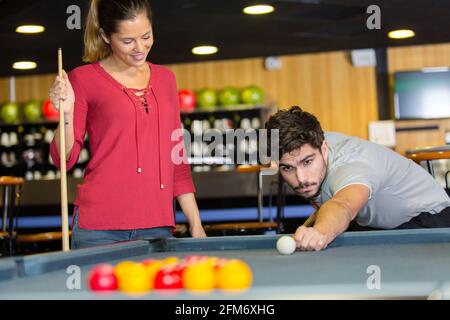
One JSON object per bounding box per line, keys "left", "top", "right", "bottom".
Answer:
{"left": 83, "top": 0, "right": 153, "bottom": 63}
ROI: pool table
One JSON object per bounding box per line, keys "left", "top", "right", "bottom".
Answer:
{"left": 1, "top": 228, "right": 450, "bottom": 299}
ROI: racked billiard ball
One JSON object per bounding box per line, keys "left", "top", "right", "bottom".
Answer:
{"left": 88, "top": 264, "right": 118, "bottom": 291}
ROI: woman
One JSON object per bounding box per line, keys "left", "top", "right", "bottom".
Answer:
{"left": 49, "top": 0, "right": 206, "bottom": 249}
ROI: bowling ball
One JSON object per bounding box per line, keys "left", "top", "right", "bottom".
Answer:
{"left": 218, "top": 87, "right": 240, "bottom": 106}
{"left": 240, "top": 85, "right": 264, "bottom": 105}
{"left": 196, "top": 88, "right": 218, "bottom": 110}
{"left": 42, "top": 99, "right": 59, "bottom": 119}
{"left": 1, "top": 102, "right": 19, "bottom": 124}
{"left": 178, "top": 89, "right": 196, "bottom": 112}
{"left": 23, "top": 100, "right": 42, "bottom": 121}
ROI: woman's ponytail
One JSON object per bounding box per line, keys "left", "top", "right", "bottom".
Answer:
{"left": 83, "top": 0, "right": 111, "bottom": 62}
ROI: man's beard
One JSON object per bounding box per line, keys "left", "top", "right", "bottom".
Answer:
{"left": 292, "top": 185, "right": 322, "bottom": 201}
{"left": 290, "top": 158, "right": 327, "bottom": 201}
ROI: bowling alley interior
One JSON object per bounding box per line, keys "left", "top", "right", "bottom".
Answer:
{"left": 1, "top": 0, "right": 450, "bottom": 259}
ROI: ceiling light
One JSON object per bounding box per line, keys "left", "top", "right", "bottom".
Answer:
{"left": 16, "top": 25, "right": 45, "bottom": 34}
{"left": 388, "top": 29, "right": 415, "bottom": 39}
{"left": 13, "top": 61, "right": 37, "bottom": 70}
{"left": 243, "top": 4, "right": 275, "bottom": 15}
{"left": 192, "top": 45, "right": 218, "bottom": 55}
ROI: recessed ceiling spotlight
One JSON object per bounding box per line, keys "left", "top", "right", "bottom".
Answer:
{"left": 243, "top": 4, "right": 275, "bottom": 15}
{"left": 16, "top": 25, "right": 45, "bottom": 34}
{"left": 192, "top": 45, "right": 218, "bottom": 55}
{"left": 388, "top": 29, "right": 415, "bottom": 39}
{"left": 13, "top": 61, "right": 37, "bottom": 70}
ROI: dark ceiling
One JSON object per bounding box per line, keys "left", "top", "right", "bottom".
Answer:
{"left": 1, "top": 0, "right": 450, "bottom": 77}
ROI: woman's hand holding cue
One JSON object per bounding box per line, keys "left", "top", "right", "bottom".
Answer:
{"left": 50, "top": 70, "right": 75, "bottom": 116}
{"left": 50, "top": 69, "right": 76, "bottom": 158}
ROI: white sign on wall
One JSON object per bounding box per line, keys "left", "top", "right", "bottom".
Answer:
{"left": 369, "top": 120, "right": 396, "bottom": 147}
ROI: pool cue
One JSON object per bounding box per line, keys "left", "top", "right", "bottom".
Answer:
{"left": 58, "top": 48, "right": 70, "bottom": 251}
{"left": 290, "top": 212, "right": 316, "bottom": 245}
{"left": 302, "top": 211, "right": 317, "bottom": 227}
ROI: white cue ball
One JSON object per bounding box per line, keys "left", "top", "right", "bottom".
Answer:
{"left": 276, "top": 235, "right": 296, "bottom": 255}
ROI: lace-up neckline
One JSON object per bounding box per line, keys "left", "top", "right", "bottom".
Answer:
{"left": 128, "top": 88, "right": 151, "bottom": 113}
{"left": 94, "top": 62, "right": 153, "bottom": 114}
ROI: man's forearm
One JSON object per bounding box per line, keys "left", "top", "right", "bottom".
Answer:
{"left": 295, "top": 185, "right": 368, "bottom": 251}
{"left": 313, "top": 199, "right": 354, "bottom": 241}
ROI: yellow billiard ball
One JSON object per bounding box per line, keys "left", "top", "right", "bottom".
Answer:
{"left": 182, "top": 262, "right": 216, "bottom": 293}
{"left": 216, "top": 259, "right": 253, "bottom": 291}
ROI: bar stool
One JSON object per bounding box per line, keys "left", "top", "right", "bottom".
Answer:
{"left": 0, "top": 176, "right": 24, "bottom": 256}
{"left": 276, "top": 171, "right": 288, "bottom": 234}
{"left": 405, "top": 146, "right": 450, "bottom": 177}
{"left": 203, "top": 164, "right": 278, "bottom": 236}
{"left": 236, "top": 164, "right": 266, "bottom": 223}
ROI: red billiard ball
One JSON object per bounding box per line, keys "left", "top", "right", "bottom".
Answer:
{"left": 184, "top": 255, "right": 208, "bottom": 265}
{"left": 142, "top": 258, "right": 157, "bottom": 265}
{"left": 88, "top": 264, "right": 118, "bottom": 291}
{"left": 154, "top": 267, "right": 183, "bottom": 291}
{"left": 184, "top": 255, "right": 201, "bottom": 263}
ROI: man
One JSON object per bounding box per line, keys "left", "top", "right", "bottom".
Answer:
{"left": 266, "top": 106, "right": 450, "bottom": 251}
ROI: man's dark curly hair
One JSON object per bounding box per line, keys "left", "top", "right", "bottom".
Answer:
{"left": 265, "top": 106, "right": 325, "bottom": 157}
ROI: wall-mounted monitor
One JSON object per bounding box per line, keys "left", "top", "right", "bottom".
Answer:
{"left": 394, "top": 67, "right": 450, "bottom": 119}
